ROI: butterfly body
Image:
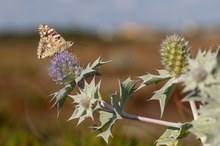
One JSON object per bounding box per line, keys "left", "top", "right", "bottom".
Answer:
{"left": 37, "top": 24, "right": 73, "bottom": 59}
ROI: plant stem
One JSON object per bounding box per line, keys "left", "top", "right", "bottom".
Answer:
{"left": 121, "top": 111, "right": 181, "bottom": 128}
{"left": 100, "top": 101, "right": 181, "bottom": 128}
{"left": 189, "top": 100, "right": 198, "bottom": 119}
{"left": 189, "top": 99, "right": 208, "bottom": 146}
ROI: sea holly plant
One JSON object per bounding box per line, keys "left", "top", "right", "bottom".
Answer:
{"left": 139, "top": 35, "right": 191, "bottom": 117}
{"left": 182, "top": 50, "right": 220, "bottom": 146}
{"left": 68, "top": 78, "right": 102, "bottom": 126}
{"left": 39, "top": 34, "right": 220, "bottom": 146}
{"left": 49, "top": 51, "right": 108, "bottom": 114}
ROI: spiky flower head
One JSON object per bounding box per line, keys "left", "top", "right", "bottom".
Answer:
{"left": 68, "top": 78, "right": 102, "bottom": 125}
{"left": 183, "top": 50, "right": 218, "bottom": 93}
{"left": 161, "top": 35, "right": 191, "bottom": 77}
{"left": 49, "top": 51, "right": 82, "bottom": 85}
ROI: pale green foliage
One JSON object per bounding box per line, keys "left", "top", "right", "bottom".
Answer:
{"left": 92, "top": 98, "right": 121, "bottom": 143}
{"left": 156, "top": 123, "right": 191, "bottom": 146}
{"left": 151, "top": 77, "right": 177, "bottom": 117}
{"left": 183, "top": 49, "right": 220, "bottom": 145}
{"left": 156, "top": 128, "right": 179, "bottom": 146}
{"left": 119, "top": 77, "right": 137, "bottom": 109}
{"left": 190, "top": 117, "right": 215, "bottom": 138}
{"left": 140, "top": 70, "right": 183, "bottom": 117}
{"left": 139, "top": 70, "right": 171, "bottom": 86}
{"left": 68, "top": 78, "right": 102, "bottom": 125}
{"left": 50, "top": 83, "right": 75, "bottom": 115}
{"left": 75, "top": 56, "right": 110, "bottom": 84}
{"left": 93, "top": 111, "right": 119, "bottom": 143}
{"left": 183, "top": 50, "right": 217, "bottom": 92}
{"left": 112, "top": 78, "right": 137, "bottom": 113}
{"left": 93, "top": 78, "right": 137, "bottom": 143}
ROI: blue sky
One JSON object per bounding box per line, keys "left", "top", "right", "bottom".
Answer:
{"left": 1, "top": 0, "right": 220, "bottom": 33}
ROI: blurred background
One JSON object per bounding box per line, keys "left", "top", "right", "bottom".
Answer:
{"left": 1, "top": 0, "right": 220, "bottom": 145}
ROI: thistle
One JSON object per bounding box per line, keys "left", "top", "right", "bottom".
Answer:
{"left": 161, "top": 35, "right": 190, "bottom": 77}
{"left": 49, "top": 51, "right": 82, "bottom": 85}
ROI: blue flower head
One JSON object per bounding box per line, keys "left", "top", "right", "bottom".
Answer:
{"left": 49, "top": 51, "right": 82, "bottom": 84}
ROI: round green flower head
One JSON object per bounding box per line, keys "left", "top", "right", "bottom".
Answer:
{"left": 161, "top": 35, "right": 190, "bottom": 77}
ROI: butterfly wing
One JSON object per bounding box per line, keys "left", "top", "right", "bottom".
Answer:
{"left": 37, "top": 24, "right": 73, "bottom": 59}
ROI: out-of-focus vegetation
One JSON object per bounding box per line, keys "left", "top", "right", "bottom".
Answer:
{"left": 1, "top": 27, "right": 220, "bottom": 145}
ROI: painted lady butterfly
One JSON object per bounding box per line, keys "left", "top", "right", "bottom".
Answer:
{"left": 37, "top": 24, "right": 73, "bottom": 59}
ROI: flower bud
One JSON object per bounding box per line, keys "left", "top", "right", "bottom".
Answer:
{"left": 161, "top": 35, "right": 190, "bottom": 77}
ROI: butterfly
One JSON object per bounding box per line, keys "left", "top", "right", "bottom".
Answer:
{"left": 37, "top": 24, "right": 74, "bottom": 59}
